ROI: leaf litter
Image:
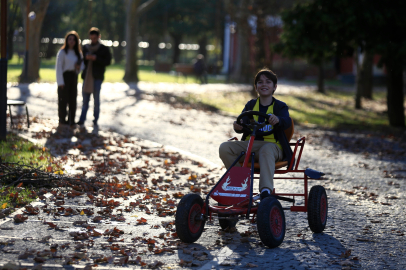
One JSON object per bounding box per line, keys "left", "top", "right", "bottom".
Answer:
{"left": 0, "top": 118, "right": 224, "bottom": 267}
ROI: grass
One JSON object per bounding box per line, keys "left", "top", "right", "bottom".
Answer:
{"left": 0, "top": 133, "right": 53, "bottom": 166}
{"left": 7, "top": 55, "right": 226, "bottom": 84}
{"left": 0, "top": 133, "right": 55, "bottom": 210}
{"left": 180, "top": 88, "right": 403, "bottom": 131}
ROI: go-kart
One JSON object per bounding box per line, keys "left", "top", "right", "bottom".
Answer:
{"left": 175, "top": 111, "right": 327, "bottom": 248}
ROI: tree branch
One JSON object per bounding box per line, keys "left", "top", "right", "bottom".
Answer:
{"left": 136, "top": 0, "right": 158, "bottom": 16}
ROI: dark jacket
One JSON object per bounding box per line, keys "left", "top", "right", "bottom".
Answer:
{"left": 236, "top": 98, "right": 294, "bottom": 167}
{"left": 81, "top": 43, "right": 112, "bottom": 81}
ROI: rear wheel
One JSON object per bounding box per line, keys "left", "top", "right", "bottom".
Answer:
{"left": 307, "top": 185, "right": 328, "bottom": 233}
{"left": 218, "top": 204, "right": 238, "bottom": 230}
{"left": 175, "top": 194, "right": 205, "bottom": 243}
{"left": 257, "top": 197, "right": 285, "bottom": 248}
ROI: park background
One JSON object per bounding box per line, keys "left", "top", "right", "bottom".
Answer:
{"left": 2, "top": 0, "right": 406, "bottom": 130}
{"left": 1, "top": 2, "right": 406, "bottom": 268}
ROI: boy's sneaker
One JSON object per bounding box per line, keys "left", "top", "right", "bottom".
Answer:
{"left": 260, "top": 190, "right": 271, "bottom": 201}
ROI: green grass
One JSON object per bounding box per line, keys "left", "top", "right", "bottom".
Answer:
{"left": 0, "top": 133, "right": 56, "bottom": 210}
{"left": 0, "top": 186, "right": 37, "bottom": 210}
{"left": 7, "top": 55, "right": 226, "bottom": 84}
{"left": 180, "top": 89, "right": 403, "bottom": 130}
{"left": 0, "top": 133, "right": 53, "bottom": 166}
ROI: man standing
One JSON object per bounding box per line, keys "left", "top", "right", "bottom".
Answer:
{"left": 77, "top": 27, "right": 111, "bottom": 131}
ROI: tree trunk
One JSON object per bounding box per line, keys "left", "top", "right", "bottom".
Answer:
{"left": 7, "top": 3, "right": 20, "bottom": 60}
{"left": 7, "top": 26, "right": 14, "bottom": 61}
{"left": 361, "top": 52, "right": 373, "bottom": 99}
{"left": 229, "top": 0, "right": 251, "bottom": 85}
{"left": 386, "top": 59, "right": 405, "bottom": 127}
{"left": 18, "top": 0, "right": 50, "bottom": 83}
{"left": 198, "top": 36, "right": 207, "bottom": 59}
{"left": 356, "top": 50, "right": 374, "bottom": 108}
{"left": 171, "top": 34, "right": 182, "bottom": 64}
{"left": 123, "top": 0, "right": 140, "bottom": 82}
{"left": 123, "top": 0, "right": 158, "bottom": 82}
{"left": 317, "top": 62, "right": 325, "bottom": 94}
{"left": 354, "top": 49, "right": 362, "bottom": 109}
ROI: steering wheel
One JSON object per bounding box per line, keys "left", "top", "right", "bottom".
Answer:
{"left": 236, "top": 110, "right": 276, "bottom": 137}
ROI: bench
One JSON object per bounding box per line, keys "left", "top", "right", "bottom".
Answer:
{"left": 154, "top": 62, "right": 172, "bottom": 72}
{"left": 174, "top": 64, "right": 195, "bottom": 82}
{"left": 7, "top": 99, "right": 30, "bottom": 128}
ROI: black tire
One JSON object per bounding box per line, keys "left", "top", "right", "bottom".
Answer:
{"left": 175, "top": 194, "right": 205, "bottom": 243}
{"left": 218, "top": 204, "right": 238, "bottom": 230}
{"left": 257, "top": 197, "right": 286, "bottom": 248}
{"left": 307, "top": 185, "right": 328, "bottom": 233}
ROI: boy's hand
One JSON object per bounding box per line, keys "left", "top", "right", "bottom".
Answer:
{"left": 233, "top": 121, "right": 243, "bottom": 131}
{"left": 268, "top": 114, "right": 279, "bottom": 125}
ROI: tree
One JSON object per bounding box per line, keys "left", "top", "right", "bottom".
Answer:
{"left": 224, "top": 0, "right": 251, "bottom": 84}
{"left": 355, "top": 49, "right": 373, "bottom": 108}
{"left": 18, "top": 0, "right": 50, "bottom": 83}
{"left": 252, "top": 0, "right": 295, "bottom": 71}
{"left": 68, "top": 0, "right": 126, "bottom": 63}
{"left": 279, "top": 0, "right": 405, "bottom": 127}
{"left": 6, "top": 0, "right": 22, "bottom": 60}
{"left": 277, "top": 2, "right": 341, "bottom": 93}
{"left": 143, "top": 0, "right": 220, "bottom": 65}
{"left": 123, "top": 0, "right": 158, "bottom": 83}
{"left": 357, "top": 0, "right": 406, "bottom": 127}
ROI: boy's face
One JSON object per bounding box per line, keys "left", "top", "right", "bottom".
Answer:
{"left": 256, "top": 74, "right": 277, "bottom": 98}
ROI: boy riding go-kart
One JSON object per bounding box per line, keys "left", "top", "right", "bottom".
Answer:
{"left": 175, "top": 69, "right": 327, "bottom": 248}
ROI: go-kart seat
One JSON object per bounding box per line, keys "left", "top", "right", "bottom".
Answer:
{"left": 240, "top": 118, "right": 294, "bottom": 170}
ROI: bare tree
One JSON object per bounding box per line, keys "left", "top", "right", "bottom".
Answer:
{"left": 18, "top": 0, "right": 50, "bottom": 83}
{"left": 123, "top": 0, "right": 158, "bottom": 82}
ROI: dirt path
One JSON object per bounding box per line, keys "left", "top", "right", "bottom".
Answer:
{"left": 3, "top": 82, "right": 406, "bottom": 269}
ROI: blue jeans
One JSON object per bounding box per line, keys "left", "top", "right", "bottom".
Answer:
{"left": 79, "top": 79, "right": 102, "bottom": 125}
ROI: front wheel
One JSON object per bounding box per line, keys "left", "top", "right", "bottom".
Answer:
{"left": 307, "top": 185, "right": 328, "bottom": 233}
{"left": 257, "top": 197, "right": 285, "bottom": 248}
{"left": 175, "top": 194, "right": 205, "bottom": 243}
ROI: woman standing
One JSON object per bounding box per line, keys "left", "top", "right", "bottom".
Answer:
{"left": 56, "top": 31, "right": 82, "bottom": 127}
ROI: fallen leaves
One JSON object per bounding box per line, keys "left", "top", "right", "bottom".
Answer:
{"left": 69, "top": 231, "right": 89, "bottom": 240}
{"left": 356, "top": 238, "right": 375, "bottom": 242}
{"left": 137, "top": 217, "right": 148, "bottom": 225}
{"left": 340, "top": 249, "right": 351, "bottom": 258}
{"left": 13, "top": 214, "right": 28, "bottom": 223}
{"left": 0, "top": 120, "right": 224, "bottom": 268}
{"left": 23, "top": 206, "right": 40, "bottom": 215}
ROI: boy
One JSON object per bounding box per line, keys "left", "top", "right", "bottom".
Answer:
{"left": 219, "top": 69, "right": 293, "bottom": 200}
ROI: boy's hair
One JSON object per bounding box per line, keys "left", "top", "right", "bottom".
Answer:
{"left": 89, "top": 27, "right": 100, "bottom": 36}
{"left": 254, "top": 69, "right": 277, "bottom": 87}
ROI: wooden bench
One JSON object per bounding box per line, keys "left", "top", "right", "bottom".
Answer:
{"left": 7, "top": 99, "right": 30, "bottom": 128}
{"left": 174, "top": 64, "right": 195, "bottom": 82}
{"left": 154, "top": 62, "right": 172, "bottom": 72}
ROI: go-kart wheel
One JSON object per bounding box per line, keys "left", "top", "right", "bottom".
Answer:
{"left": 218, "top": 204, "right": 238, "bottom": 230}
{"left": 175, "top": 194, "right": 206, "bottom": 243}
{"left": 307, "top": 185, "right": 328, "bottom": 233}
{"left": 257, "top": 197, "right": 285, "bottom": 248}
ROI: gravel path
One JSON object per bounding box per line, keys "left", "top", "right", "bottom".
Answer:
{"left": 3, "top": 82, "right": 406, "bottom": 269}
